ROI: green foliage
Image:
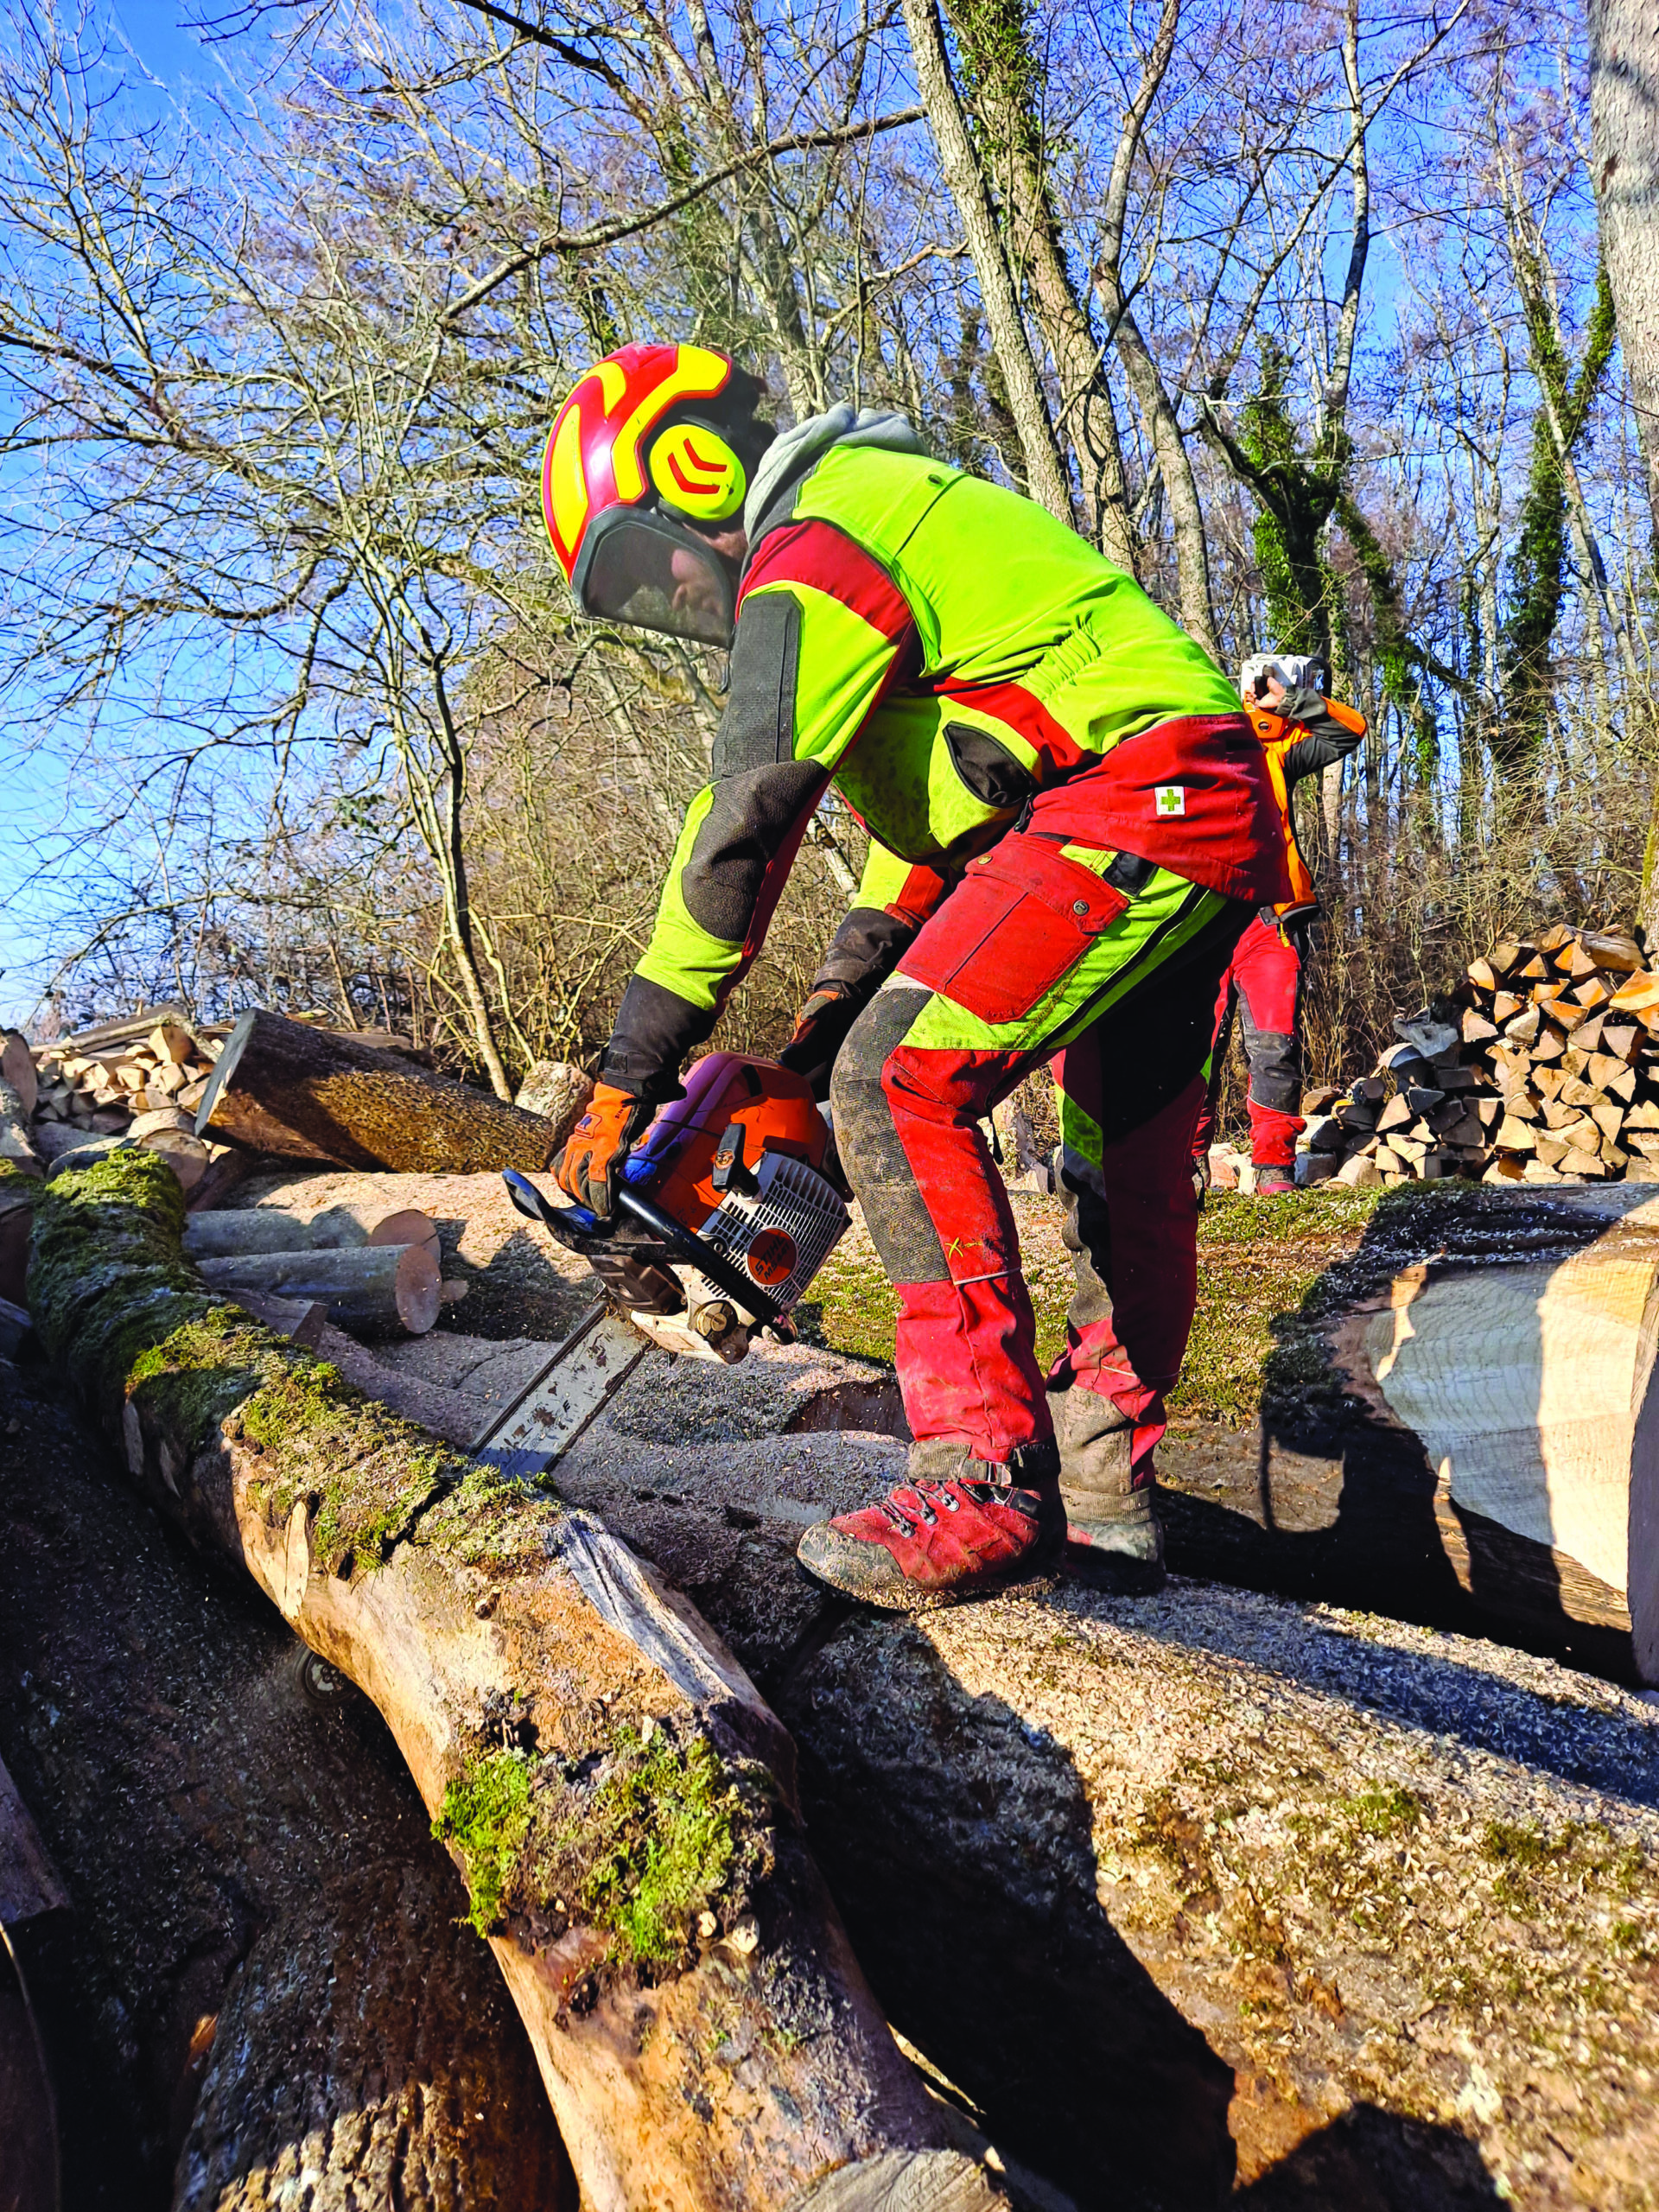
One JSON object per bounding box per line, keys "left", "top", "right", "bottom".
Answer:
{"left": 1344, "top": 1784, "right": 1422, "bottom": 1836}
{"left": 1237, "top": 346, "right": 1335, "bottom": 660}
{"left": 1240, "top": 341, "right": 1333, "bottom": 664}
{"left": 434, "top": 1750, "right": 535, "bottom": 1939}
{"left": 1236, "top": 345, "right": 1438, "bottom": 786}
{"left": 949, "top": 0, "right": 1048, "bottom": 176}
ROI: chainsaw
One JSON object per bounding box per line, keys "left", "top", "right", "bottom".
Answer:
{"left": 485, "top": 1054, "right": 851, "bottom": 1478}
{"left": 1240, "top": 651, "right": 1328, "bottom": 705}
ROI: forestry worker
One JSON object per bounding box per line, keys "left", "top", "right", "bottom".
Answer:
{"left": 541, "top": 343, "right": 1290, "bottom": 1608}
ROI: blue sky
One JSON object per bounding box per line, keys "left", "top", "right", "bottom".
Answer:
{"left": 0, "top": 1, "right": 232, "bottom": 1023}
{"left": 105, "top": 0, "right": 226, "bottom": 92}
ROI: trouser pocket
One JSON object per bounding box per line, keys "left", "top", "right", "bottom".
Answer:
{"left": 895, "top": 832, "right": 1128, "bottom": 1026}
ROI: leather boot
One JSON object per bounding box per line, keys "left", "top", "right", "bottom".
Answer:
{"left": 797, "top": 1436, "right": 1065, "bottom": 1610}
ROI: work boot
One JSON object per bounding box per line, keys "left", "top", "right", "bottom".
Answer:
{"left": 1253, "top": 1163, "right": 1296, "bottom": 1196}
{"left": 796, "top": 1436, "right": 1065, "bottom": 1611}
{"left": 1051, "top": 1384, "right": 1166, "bottom": 1594}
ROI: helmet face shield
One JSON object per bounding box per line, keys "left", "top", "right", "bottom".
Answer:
{"left": 573, "top": 507, "right": 735, "bottom": 646}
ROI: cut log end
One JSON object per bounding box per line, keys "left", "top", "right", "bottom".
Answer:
{"left": 196, "top": 1241, "right": 442, "bottom": 1338}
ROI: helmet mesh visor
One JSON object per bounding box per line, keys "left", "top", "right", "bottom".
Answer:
{"left": 581, "top": 517, "right": 732, "bottom": 645}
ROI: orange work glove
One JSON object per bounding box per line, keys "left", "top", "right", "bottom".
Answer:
{"left": 553, "top": 1084, "right": 653, "bottom": 1217}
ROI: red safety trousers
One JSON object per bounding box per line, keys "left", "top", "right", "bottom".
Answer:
{"left": 1191, "top": 910, "right": 1306, "bottom": 1170}
{"left": 830, "top": 836, "right": 1246, "bottom": 1468}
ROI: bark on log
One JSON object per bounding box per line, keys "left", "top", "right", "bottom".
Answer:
{"left": 196, "top": 1010, "right": 568, "bottom": 1174}
{"left": 515, "top": 1062, "right": 596, "bottom": 1149}
{"left": 188, "top": 1204, "right": 435, "bottom": 1256}
{"left": 24, "top": 1152, "right": 987, "bottom": 2212}
{"left": 480, "top": 1346, "right": 1659, "bottom": 2210}
{"left": 0, "top": 1336, "right": 572, "bottom": 2212}
{"left": 197, "top": 1243, "right": 442, "bottom": 1338}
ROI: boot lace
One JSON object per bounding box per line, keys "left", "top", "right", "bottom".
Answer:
{"left": 876, "top": 1477, "right": 969, "bottom": 1533}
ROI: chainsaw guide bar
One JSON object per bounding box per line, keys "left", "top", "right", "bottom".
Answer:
{"left": 471, "top": 1301, "right": 652, "bottom": 1479}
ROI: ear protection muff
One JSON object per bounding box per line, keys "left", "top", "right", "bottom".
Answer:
{"left": 648, "top": 420, "right": 747, "bottom": 522}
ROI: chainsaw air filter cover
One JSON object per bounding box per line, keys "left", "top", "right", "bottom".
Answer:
{"left": 623, "top": 1052, "right": 849, "bottom": 1318}
{"left": 694, "top": 1148, "right": 849, "bottom": 1313}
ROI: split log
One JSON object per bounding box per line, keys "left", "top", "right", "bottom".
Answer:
{"left": 185, "top": 1205, "right": 437, "bottom": 1262}
{"left": 196, "top": 1243, "right": 442, "bottom": 1338}
{"left": 25, "top": 1152, "right": 987, "bottom": 2212}
{"left": 0, "top": 1082, "right": 41, "bottom": 1176}
{"left": 196, "top": 1010, "right": 569, "bottom": 1174}
{"left": 44, "top": 1002, "right": 198, "bottom": 1054}
{"left": 3, "top": 1033, "right": 37, "bottom": 1120}
{"left": 0, "top": 1333, "right": 572, "bottom": 2212}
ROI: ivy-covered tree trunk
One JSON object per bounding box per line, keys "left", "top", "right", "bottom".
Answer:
{"left": 899, "top": 0, "right": 1073, "bottom": 526}
{"left": 945, "top": 0, "right": 1137, "bottom": 569}
{"left": 1496, "top": 262, "right": 1618, "bottom": 820}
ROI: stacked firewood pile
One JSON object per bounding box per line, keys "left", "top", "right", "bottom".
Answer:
{"left": 1454, "top": 925, "right": 1659, "bottom": 1182}
{"left": 6, "top": 1007, "right": 230, "bottom": 1191}
{"left": 1300, "top": 923, "right": 1659, "bottom": 1189}
{"left": 1, "top": 1018, "right": 222, "bottom": 1195}
{"left": 1296, "top": 1018, "right": 1491, "bottom": 1188}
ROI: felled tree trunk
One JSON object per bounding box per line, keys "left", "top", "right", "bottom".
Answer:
{"left": 0, "top": 1335, "right": 571, "bottom": 2212}
{"left": 474, "top": 1310, "right": 1659, "bottom": 2211}
{"left": 196, "top": 1243, "right": 442, "bottom": 1338}
{"left": 196, "top": 1011, "right": 568, "bottom": 1174}
{"left": 25, "top": 1153, "right": 988, "bottom": 2212}
{"left": 1140, "top": 1183, "right": 1659, "bottom": 1684}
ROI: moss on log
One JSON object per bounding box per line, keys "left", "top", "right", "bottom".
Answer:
{"left": 0, "top": 1341, "right": 571, "bottom": 2212}
{"left": 25, "top": 1152, "right": 986, "bottom": 2212}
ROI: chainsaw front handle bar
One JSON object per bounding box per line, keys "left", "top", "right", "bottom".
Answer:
{"left": 500, "top": 1169, "right": 788, "bottom": 1330}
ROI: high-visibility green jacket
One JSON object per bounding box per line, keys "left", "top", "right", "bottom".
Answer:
{"left": 601, "top": 419, "right": 1286, "bottom": 1096}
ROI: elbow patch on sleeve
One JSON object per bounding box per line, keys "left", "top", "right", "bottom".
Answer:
{"left": 681, "top": 760, "right": 829, "bottom": 941}
{"left": 713, "top": 593, "right": 802, "bottom": 774}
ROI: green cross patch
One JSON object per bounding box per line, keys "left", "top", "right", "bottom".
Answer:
{"left": 1154, "top": 785, "right": 1185, "bottom": 817}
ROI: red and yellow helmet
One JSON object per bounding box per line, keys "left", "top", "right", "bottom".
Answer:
{"left": 542, "top": 343, "right": 770, "bottom": 647}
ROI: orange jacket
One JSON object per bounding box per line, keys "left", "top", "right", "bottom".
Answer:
{"left": 1248, "top": 691, "right": 1368, "bottom": 921}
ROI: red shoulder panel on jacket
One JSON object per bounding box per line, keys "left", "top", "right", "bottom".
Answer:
{"left": 738, "top": 518, "right": 915, "bottom": 642}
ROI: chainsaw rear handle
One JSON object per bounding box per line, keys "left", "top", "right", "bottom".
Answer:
{"left": 500, "top": 1170, "right": 788, "bottom": 1330}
